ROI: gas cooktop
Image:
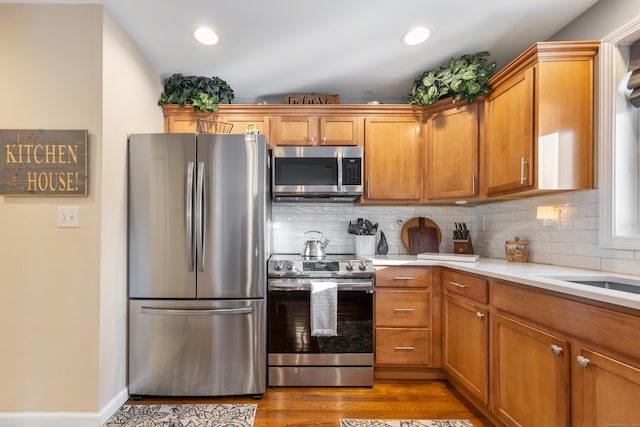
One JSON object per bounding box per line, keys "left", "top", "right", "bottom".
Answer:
{"left": 267, "top": 254, "right": 374, "bottom": 277}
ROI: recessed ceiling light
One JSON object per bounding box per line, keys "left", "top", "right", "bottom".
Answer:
{"left": 193, "top": 27, "right": 219, "bottom": 46}
{"left": 402, "top": 26, "right": 431, "bottom": 46}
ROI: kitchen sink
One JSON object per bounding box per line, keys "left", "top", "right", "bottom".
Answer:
{"left": 536, "top": 275, "right": 640, "bottom": 295}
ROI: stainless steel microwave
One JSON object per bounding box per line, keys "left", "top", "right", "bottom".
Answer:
{"left": 271, "top": 146, "right": 363, "bottom": 202}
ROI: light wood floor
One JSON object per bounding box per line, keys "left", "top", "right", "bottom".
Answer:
{"left": 127, "top": 380, "right": 496, "bottom": 427}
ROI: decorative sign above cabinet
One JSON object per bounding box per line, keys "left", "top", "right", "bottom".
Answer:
{"left": 0, "top": 129, "right": 88, "bottom": 196}
{"left": 285, "top": 94, "right": 340, "bottom": 104}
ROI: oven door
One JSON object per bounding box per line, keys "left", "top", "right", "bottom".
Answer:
{"left": 267, "top": 278, "right": 373, "bottom": 360}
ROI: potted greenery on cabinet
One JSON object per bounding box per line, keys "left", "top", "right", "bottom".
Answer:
{"left": 158, "top": 73, "right": 235, "bottom": 113}
{"left": 409, "top": 51, "right": 496, "bottom": 105}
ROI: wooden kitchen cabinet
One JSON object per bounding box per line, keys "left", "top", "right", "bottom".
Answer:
{"left": 364, "top": 116, "right": 422, "bottom": 202}
{"left": 493, "top": 313, "right": 570, "bottom": 427}
{"left": 442, "top": 269, "right": 489, "bottom": 405}
{"left": 483, "top": 41, "right": 599, "bottom": 197}
{"left": 571, "top": 346, "right": 640, "bottom": 427}
{"left": 162, "top": 104, "right": 270, "bottom": 136}
{"left": 271, "top": 114, "right": 363, "bottom": 146}
{"left": 374, "top": 266, "right": 441, "bottom": 378}
{"left": 424, "top": 100, "right": 480, "bottom": 201}
{"left": 491, "top": 279, "right": 640, "bottom": 427}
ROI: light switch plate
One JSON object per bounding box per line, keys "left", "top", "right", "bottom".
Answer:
{"left": 57, "top": 206, "right": 80, "bottom": 228}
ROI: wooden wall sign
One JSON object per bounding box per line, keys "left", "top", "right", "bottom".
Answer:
{"left": 0, "top": 129, "right": 88, "bottom": 196}
{"left": 285, "top": 94, "right": 340, "bottom": 104}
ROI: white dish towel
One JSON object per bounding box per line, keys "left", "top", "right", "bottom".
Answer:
{"left": 310, "top": 281, "right": 338, "bottom": 337}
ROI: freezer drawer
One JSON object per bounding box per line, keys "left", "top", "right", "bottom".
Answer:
{"left": 128, "top": 299, "right": 265, "bottom": 396}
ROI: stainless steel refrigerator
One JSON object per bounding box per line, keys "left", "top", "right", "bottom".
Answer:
{"left": 127, "top": 132, "right": 269, "bottom": 397}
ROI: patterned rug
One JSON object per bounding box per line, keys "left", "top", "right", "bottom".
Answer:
{"left": 339, "top": 420, "right": 473, "bottom": 427}
{"left": 103, "top": 404, "right": 256, "bottom": 426}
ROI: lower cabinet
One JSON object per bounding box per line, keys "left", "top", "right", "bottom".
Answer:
{"left": 443, "top": 269, "right": 489, "bottom": 405}
{"left": 374, "top": 266, "right": 441, "bottom": 378}
{"left": 571, "top": 345, "right": 640, "bottom": 427}
{"left": 492, "top": 313, "right": 570, "bottom": 427}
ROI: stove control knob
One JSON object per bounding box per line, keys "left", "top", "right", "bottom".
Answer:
{"left": 273, "top": 261, "right": 284, "bottom": 271}
{"left": 286, "top": 262, "right": 295, "bottom": 271}
{"left": 358, "top": 261, "right": 369, "bottom": 271}
{"left": 346, "top": 261, "right": 355, "bottom": 271}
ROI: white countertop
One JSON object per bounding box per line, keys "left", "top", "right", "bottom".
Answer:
{"left": 368, "top": 255, "right": 640, "bottom": 311}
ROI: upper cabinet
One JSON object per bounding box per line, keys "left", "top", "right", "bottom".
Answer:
{"left": 424, "top": 100, "right": 480, "bottom": 201}
{"left": 482, "top": 41, "right": 599, "bottom": 198}
{"left": 272, "top": 114, "right": 363, "bottom": 146}
{"left": 363, "top": 115, "right": 422, "bottom": 202}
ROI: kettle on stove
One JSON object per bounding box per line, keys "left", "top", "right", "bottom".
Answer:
{"left": 301, "top": 231, "right": 330, "bottom": 258}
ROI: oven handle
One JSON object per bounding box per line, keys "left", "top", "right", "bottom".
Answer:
{"left": 268, "top": 279, "right": 373, "bottom": 291}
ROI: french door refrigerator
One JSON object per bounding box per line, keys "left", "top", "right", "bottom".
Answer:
{"left": 127, "top": 132, "right": 269, "bottom": 397}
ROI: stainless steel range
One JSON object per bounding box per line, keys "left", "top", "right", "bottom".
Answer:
{"left": 267, "top": 254, "right": 374, "bottom": 387}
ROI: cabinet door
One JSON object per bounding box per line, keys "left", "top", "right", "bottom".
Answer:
{"left": 320, "top": 116, "right": 364, "bottom": 146}
{"left": 485, "top": 67, "right": 534, "bottom": 195}
{"left": 444, "top": 293, "right": 488, "bottom": 404}
{"left": 272, "top": 116, "right": 318, "bottom": 145}
{"left": 364, "top": 117, "right": 421, "bottom": 201}
{"left": 217, "top": 115, "right": 270, "bottom": 138}
{"left": 493, "top": 314, "right": 570, "bottom": 427}
{"left": 572, "top": 347, "right": 640, "bottom": 427}
{"left": 426, "top": 102, "right": 479, "bottom": 200}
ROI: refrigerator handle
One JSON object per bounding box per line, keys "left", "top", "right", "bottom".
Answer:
{"left": 196, "top": 161, "right": 206, "bottom": 272}
{"left": 186, "top": 161, "right": 195, "bottom": 272}
{"left": 141, "top": 306, "right": 253, "bottom": 316}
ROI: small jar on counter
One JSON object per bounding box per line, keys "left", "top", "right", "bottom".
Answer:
{"left": 505, "top": 237, "right": 529, "bottom": 263}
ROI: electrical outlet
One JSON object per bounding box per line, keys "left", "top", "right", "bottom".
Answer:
{"left": 57, "top": 206, "right": 80, "bottom": 228}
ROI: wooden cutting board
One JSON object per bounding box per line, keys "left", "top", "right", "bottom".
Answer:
{"left": 407, "top": 218, "right": 439, "bottom": 255}
{"left": 401, "top": 217, "right": 442, "bottom": 254}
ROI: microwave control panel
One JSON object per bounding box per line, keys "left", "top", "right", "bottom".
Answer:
{"left": 342, "top": 158, "right": 362, "bottom": 185}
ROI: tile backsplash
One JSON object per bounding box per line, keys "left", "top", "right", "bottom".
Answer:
{"left": 271, "top": 189, "right": 640, "bottom": 276}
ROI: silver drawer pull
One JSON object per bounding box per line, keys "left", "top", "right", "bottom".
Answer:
{"left": 394, "top": 276, "right": 415, "bottom": 280}
{"left": 449, "top": 281, "right": 467, "bottom": 288}
{"left": 394, "top": 346, "right": 415, "bottom": 351}
{"left": 476, "top": 312, "right": 485, "bottom": 319}
{"left": 394, "top": 308, "right": 415, "bottom": 312}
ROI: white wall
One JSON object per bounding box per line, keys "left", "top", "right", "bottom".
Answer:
{"left": 0, "top": 4, "right": 163, "bottom": 426}
{"left": 99, "top": 10, "right": 163, "bottom": 417}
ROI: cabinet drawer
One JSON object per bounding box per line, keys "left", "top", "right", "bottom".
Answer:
{"left": 375, "top": 290, "right": 429, "bottom": 328}
{"left": 375, "top": 266, "right": 431, "bottom": 288}
{"left": 442, "top": 269, "right": 488, "bottom": 303}
{"left": 375, "top": 328, "right": 430, "bottom": 366}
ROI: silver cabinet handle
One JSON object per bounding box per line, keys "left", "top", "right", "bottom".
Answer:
{"left": 394, "top": 346, "right": 415, "bottom": 351}
{"left": 321, "top": 136, "right": 327, "bottom": 142}
{"left": 367, "top": 179, "right": 370, "bottom": 198}
{"left": 476, "top": 312, "right": 485, "bottom": 319}
{"left": 550, "top": 344, "right": 563, "bottom": 356}
{"left": 472, "top": 172, "right": 476, "bottom": 195}
{"left": 576, "top": 355, "right": 591, "bottom": 368}
{"left": 308, "top": 136, "right": 315, "bottom": 142}
{"left": 520, "top": 157, "right": 529, "bottom": 184}
{"left": 394, "top": 276, "right": 415, "bottom": 280}
{"left": 449, "top": 281, "right": 467, "bottom": 288}
{"left": 394, "top": 308, "right": 415, "bottom": 312}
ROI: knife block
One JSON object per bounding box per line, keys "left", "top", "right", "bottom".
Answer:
{"left": 453, "top": 237, "right": 474, "bottom": 255}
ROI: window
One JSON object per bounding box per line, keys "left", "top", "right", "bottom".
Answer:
{"left": 599, "top": 17, "right": 640, "bottom": 249}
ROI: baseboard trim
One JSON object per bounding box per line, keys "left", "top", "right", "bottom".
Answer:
{"left": 99, "top": 387, "right": 129, "bottom": 425}
{"left": 0, "top": 387, "right": 128, "bottom": 427}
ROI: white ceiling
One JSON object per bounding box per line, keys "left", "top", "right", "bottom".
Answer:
{"left": 14, "top": 0, "right": 601, "bottom": 103}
